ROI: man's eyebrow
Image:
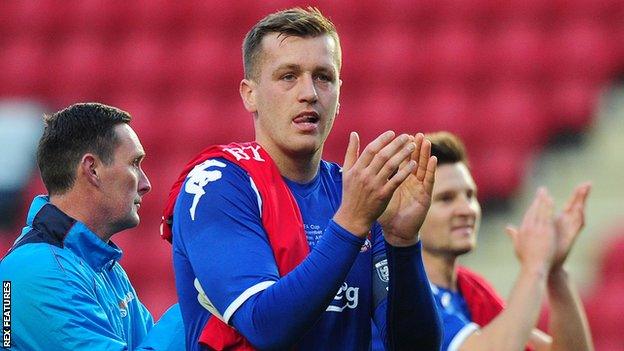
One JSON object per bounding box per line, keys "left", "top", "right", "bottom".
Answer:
{"left": 274, "top": 63, "right": 301, "bottom": 72}
{"left": 433, "top": 189, "right": 453, "bottom": 198}
{"left": 314, "top": 66, "right": 336, "bottom": 74}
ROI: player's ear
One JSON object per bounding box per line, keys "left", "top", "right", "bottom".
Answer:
{"left": 80, "top": 153, "right": 101, "bottom": 187}
{"left": 336, "top": 79, "right": 343, "bottom": 117}
{"left": 240, "top": 79, "right": 257, "bottom": 113}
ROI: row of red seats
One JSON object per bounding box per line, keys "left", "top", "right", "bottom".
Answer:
{"left": 1, "top": 21, "right": 620, "bottom": 88}
{"left": 1, "top": 1, "right": 621, "bottom": 321}
{"left": 1, "top": 0, "right": 622, "bottom": 34}
{"left": 93, "top": 81, "right": 595, "bottom": 143}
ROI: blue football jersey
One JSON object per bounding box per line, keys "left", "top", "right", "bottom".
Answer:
{"left": 173, "top": 158, "right": 385, "bottom": 350}
{"left": 431, "top": 284, "right": 479, "bottom": 351}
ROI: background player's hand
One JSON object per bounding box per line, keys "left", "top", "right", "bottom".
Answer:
{"left": 551, "top": 182, "right": 591, "bottom": 272}
{"left": 505, "top": 188, "right": 557, "bottom": 272}
{"left": 333, "top": 131, "right": 416, "bottom": 238}
{"left": 378, "top": 133, "right": 437, "bottom": 247}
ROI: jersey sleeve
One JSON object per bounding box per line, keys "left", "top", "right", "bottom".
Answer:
{"left": 433, "top": 294, "right": 479, "bottom": 351}
{"left": 384, "top": 241, "right": 442, "bottom": 350}
{"left": 444, "top": 321, "right": 479, "bottom": 351}
{"left": 173, "top": 158, "right": 280, "bottom": 323}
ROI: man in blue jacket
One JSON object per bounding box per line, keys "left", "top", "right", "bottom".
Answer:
{"left": 0, "top": 103, "right": 183, "bottom": 350}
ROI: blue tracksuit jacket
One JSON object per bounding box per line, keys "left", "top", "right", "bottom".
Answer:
{"left": 0, "top": 196, "right": 184, "bottom": 350}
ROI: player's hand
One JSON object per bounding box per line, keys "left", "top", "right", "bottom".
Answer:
{"left": 551, "top": 183, "right": 591, "bottom": 272}
{"left": 378, "top": 133, "right": 437, "bottom": 247}
{"left": 505, "top": 188, "right": 557, "bottom": 272}
{"left": 333, "top": 131, "right": 417, "bottom": 239}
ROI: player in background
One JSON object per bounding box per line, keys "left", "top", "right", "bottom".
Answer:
{"left": 412, "top": 131, "right": 594, "bottom": 351}
{"left": 0, "top": 103, "right": 183, "bottom": 350}
{"left": 163, "top": 7, "right": 441, "bottom": 351}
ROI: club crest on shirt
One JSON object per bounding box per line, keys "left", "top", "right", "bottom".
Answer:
{"left": 360, "top": 237, "right": 372, "bottom": 252}
{"left": 118, "top": 292, "right": 135, "bottom": 318}
{"left": 374, "top": 259, "right": 389, "bottom": 283}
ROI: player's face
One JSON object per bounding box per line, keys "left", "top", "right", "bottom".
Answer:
{"left": 242, "top": 33, "right": 341, "bottom": 159}
{"left": 98, "top": 124, "right": 151, "bottom": 235}
{"left": 420, "top": 162, "right": 481, "bottom": 257}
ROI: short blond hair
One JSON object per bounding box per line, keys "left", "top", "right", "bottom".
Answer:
{"left": 242, "top": 7, "right": 341, "bottom": 80}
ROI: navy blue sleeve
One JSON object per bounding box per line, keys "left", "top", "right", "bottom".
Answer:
{"left": 385, "top": 241, "right": 442, "bottom": 351}
{"left": 231, "top": 220, "right": 364, "bottom": 350}
{"left": 371, "top": 222, "right": 388, "bottom": 312}
{"left": 371, "top": 222, "right": 389, "bottom": 340}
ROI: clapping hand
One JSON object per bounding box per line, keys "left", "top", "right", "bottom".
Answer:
{"left": 334, "top": 131, "right": 419, "bottom": 238}
{"left": 378, "top": 133, "right": 437, "bottom": 247}
{"left": 552, "top": 183, "right": 591, "bottom": 272}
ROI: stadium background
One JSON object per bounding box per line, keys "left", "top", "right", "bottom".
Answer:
{"left": 0, "top": 1, "right": 622, "bottom": 349}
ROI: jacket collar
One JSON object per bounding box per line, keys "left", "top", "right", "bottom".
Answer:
{"left": 24, "top": 195, "right": 123, "bottom": 271}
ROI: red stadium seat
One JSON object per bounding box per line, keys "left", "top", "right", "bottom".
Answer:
{"left": 595, "top": 231, "right": 624, "bottom": 286}
{"left": 419, "top": 85, "right": 474, "bottom": 140}
{"left": 69, "top": 0, "right": 132, "bottom": 36}
{"left": 1, "top": 1, "right": 60, "bottom": 36}
{"left": 129, "top": 0, "right": 183, "bottom": 32}
{"left": 549, "top": 20, "right": 618, "bottom": 82}
{"left": 111, "top": 33, "right": 174, "bottom": 97}
{"left": 348, "top": 25, "right": 428, "bottom": 88}
{"left": 492, "top": 0, "right": 555, "bottom": 25}
{"left": 169, "top": 33, "right": 236, "bottom": 95}
{"left": 433, "top": 0, "right": 497, "bottom": 25}
{"left": 485, "top": 23, "right": 551, "bottom": 82}
{"left": 585, "top": 281, "right": 624, "bottom": 344}
{"left": 315, "top": 0, "right": 379, "bottom": 34}
{"left": 583, "top": 231, "right": 624, "bottom": 345}
{"left": 553, "top": 0, "right": 622, "bottom": 20}
{"left": 343, "top": 88, "right": 412, "bottom": 144}
{"left": 470, "top": 147, "right": 528, "bottom": 200}
{"left": 162, "top": 93, "right": 242, "bottom": 153}
{"left": 473, "top": 83, "right": 549, "bottom": 151}
{"left": 47, "top": 34, "right": 109, "bottom": 105}
{"left": 427, "top": 25, "right": 482, "bottom": 86}
{"left": 106, "top": 94, "right": 166, "bottom": 152}
{"left": 182, "top": 0, "right": 263, "bottom": 31}
{"left": 612, "top": 16, "right": 624, "bottom": 69}
{"left": 0, "top": 38, "right": 46, "bottom": 97}
{"left": 548, "top": 79, "right": 601, "bottom": 133}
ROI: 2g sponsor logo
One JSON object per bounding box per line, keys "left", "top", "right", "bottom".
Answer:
{"left": 326, "top": 282, "right": 359, "bottom": 312}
